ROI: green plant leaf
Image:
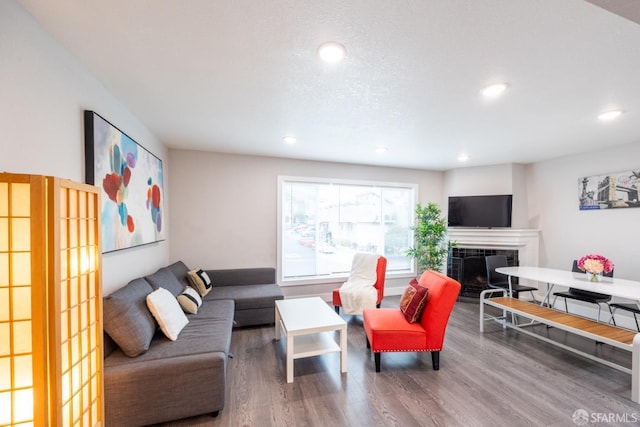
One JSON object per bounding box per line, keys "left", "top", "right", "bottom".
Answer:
{"left": 405, "top": 202, "right": 455, "bottom": 275}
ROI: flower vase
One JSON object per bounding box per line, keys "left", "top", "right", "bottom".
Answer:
{"left": 586, "top": 272, "right": 602, "bottom": 282}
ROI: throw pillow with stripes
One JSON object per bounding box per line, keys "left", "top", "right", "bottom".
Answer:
{"left": 187, "top": 269, "right": 213, "bottom": 296}
{"left": 177, "top": 286, "right": 203, "bottom": 314}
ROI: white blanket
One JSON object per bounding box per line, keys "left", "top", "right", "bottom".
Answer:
{"left": 338, "top": 253, "right": 379, "bottom": 315}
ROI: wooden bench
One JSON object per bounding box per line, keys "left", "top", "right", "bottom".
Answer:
{"left": 480, "top": 289, "right": 640, "bottom": 403}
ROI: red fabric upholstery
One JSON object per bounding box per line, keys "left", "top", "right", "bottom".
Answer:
{"left": 363, "top": 309, "right": 427, "bottom": 350}
{"left": 332, "top": 256, "right": 387, "bottom": 311}
{"left": 363, "top": 270, "right": 461, "bottom": 371}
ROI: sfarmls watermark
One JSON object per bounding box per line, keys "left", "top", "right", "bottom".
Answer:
{"left": 573, "top": 409, "right": 639, "bottom": 425}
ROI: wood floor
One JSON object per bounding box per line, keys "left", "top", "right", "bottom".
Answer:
{"left": 158, "top": 297, "right": 640, "bottom": 427}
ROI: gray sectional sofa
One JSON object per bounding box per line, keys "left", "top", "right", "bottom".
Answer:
{"left": 102, "top": 261, "right": 283, "bottom": 426}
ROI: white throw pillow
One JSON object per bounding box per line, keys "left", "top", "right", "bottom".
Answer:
{"left": 177, "top": 286, "right": 203, "bottom": 314}
{"left": 146, "top": 287, "right": 189, "bottom": 340}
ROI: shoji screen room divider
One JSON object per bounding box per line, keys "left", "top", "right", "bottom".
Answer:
{"left": 0, "top": 173, "right": 103, "bottom": 427}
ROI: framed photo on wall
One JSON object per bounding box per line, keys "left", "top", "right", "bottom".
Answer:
{"left": 84, "top": 110, "right": 165, "bottom": 252}
{"left": 579, "top": 169, "right": 640, "bottom": 210}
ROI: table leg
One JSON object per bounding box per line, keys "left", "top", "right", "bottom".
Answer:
{"left": 507, "top": 275, "right": 516, "bottom": 325}
{"left": 632, "top": 333, "right": 640, "bottom": 403}
{"left": 286, "top": 334, "right": 294, "bottom": 383}
{"left": 542, "top": 283, "right": 555, "bottom": 307}
{"left": 275, "top": 307, "right": 281, "bottom": 340}
{"left": 340, "top": 327, "right": 347, "bottom": 373}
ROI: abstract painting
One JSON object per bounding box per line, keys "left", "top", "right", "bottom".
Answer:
{"left": 579, "top": 169, "right": 640, "bottom": 210}
{"left": 84, "top": 111, "right": 164, "bottom": 252}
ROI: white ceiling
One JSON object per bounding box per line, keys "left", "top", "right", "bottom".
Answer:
{"left": 17, "top": 0, "right": 640, "bottom": 170}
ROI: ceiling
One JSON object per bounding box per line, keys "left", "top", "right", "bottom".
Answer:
{"left": 17, "top": 0, "right": 640, "bottom": 170}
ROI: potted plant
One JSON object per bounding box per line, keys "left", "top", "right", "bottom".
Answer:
{"left": 406, "top": 202, "right": 453, "bottom": 275}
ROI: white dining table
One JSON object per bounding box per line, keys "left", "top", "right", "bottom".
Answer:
{"left": 495, "top": 266, "right": 640, "bottom": 307}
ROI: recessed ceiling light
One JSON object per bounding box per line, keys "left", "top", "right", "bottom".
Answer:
{"left": 598, "top": 110, "right": 623, "bottom": 121}
{"left": 458, "top": 154, "right": 470, "bottom": 162}
{"left": 317, "top": 42, "right": 346, "bottom": 63}
{"left": 482, "top": 83, "right": 508, "bottom": 98}
{"left": 375, "top": 146, "right": 388, "bottom": 154}
{"left": 283, "top": 136, "right": 297, "bottom": 144}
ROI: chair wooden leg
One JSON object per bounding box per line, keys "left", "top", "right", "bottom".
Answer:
{"left": 374, "top": 353, "right": 381, "bottom": 372}
{"left": 431, "top": 351, "right": 440, "bottom": 370}
{"left": 334, "top": 306, "right": 339, "bottom": 314}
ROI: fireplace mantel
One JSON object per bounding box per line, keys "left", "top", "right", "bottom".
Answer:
{"left": 448, "top": 228, "right": 540, "bottom": 267}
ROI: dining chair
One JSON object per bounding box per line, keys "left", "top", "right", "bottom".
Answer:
{"left": 609, "top": 303, "right": 640, "bottom": 331}
{"left": 485, "top": 255, "right": 537, "bottom": 301}
{"left": 551, "top": 260, "right": 613, "bottom": 322}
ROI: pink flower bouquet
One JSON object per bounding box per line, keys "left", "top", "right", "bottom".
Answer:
{"left": 577, "top": 254, "right": 614, "bottom": 275}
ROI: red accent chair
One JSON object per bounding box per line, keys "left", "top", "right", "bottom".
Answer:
{"left": 363, "top": 270, "right": 461, "bottom": 372}
{"left": 333, "top": 256, "right": 387, "bottom": 314}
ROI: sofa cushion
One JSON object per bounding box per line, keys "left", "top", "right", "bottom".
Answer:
{"left": 147, "top": 288, "right": 189, "bottom": 340}
{"left": 363, "top": 308, "right": 428, "bottom": 351}
{"left": 104, "top": 300, "right": 235, "bottom": 366}
{"left": 166, "top": 260, "right": 192, "bottom": 290}
{"left": 104, "top": 351, "right": 227, "bottom": 427}
{"left": 188, "top": 269, "right": 213, "bottom": 296}
{"left": 103, "top": 278, "right": 157, "bottom": 357}
{"left": 204, "top": 283, "right": 282, "bottom": 310}
{"left": 205, "top": 268, "right": 275, "bottom": 286}
{"left": 177, "top": 286, "right": 202, "bottom": 314}
{"left": 145, "top": 267, "right": 185, "bottom": 297}
{"left": 399, "top": 278, "right": 429, "bottom": 323}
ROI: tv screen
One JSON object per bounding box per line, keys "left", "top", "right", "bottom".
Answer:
{"left": 447, "top": 195, "right": 513, "bottom": 228}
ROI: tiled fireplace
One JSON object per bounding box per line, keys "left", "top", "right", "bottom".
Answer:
{"left": 446, "top": 229, "right": 540, "bottom": 298}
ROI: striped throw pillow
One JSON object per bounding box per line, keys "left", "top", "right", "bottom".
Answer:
{"left": 187, "top": 269, "right": 212, "bottom": 296}
{"left": 177, "top": 286, "right": 203, "bottom": 314}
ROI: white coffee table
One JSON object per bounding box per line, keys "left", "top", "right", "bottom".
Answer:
{"left": 275, "top": 297, "right": 347, "bottom": 383}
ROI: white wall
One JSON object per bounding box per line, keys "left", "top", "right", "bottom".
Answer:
{"left": 169, "top": 149, "right": 443, "bottom": 297}
{"left": 444, "top": 163, "right": 515, "bottom": 197}
{"left": 1, "top": 1, "right": 170, "bottom": 295}
{"left": 527, "top": 141, "right": 640, "bottom": 279}
{"left": 443, "top": 163, "right": 529, "bottom": 228}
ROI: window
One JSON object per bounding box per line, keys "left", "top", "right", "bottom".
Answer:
{"left": 278, "top": 176, "right": 417, "bottom": 285}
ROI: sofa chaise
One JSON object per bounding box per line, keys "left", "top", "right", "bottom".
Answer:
{"left": 102, "top": 261, "right": 283, "bottom": 426}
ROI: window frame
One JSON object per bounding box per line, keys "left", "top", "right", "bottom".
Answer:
{"left": 277, "top": 175, "right": 418, "bottom": 286}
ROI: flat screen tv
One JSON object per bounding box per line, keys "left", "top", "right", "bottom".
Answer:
{"left": 447, "top": 194, "right": 513, "bottom": 228}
